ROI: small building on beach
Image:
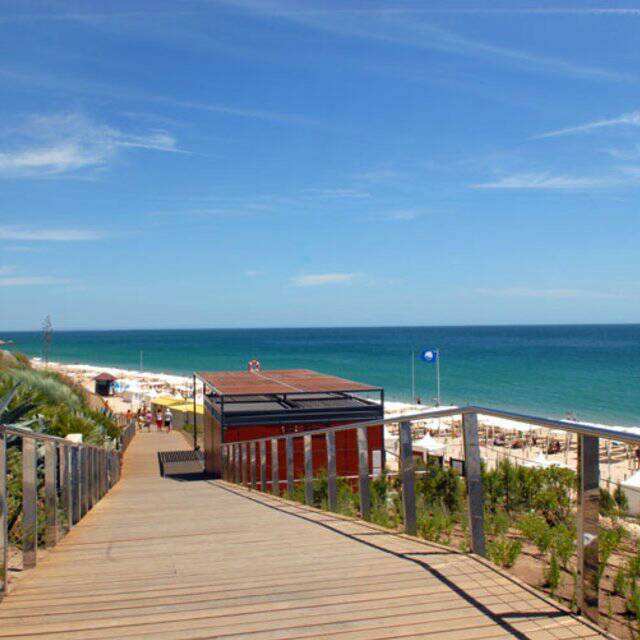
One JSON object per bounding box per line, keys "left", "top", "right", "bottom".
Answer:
{"left": 196, "top": 369, "right": 384, "bottom": 482}
{"left": 93, "top": 372, "right": 116, "bottom": 396}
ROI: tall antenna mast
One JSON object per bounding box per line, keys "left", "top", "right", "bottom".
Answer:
{"left": 42, "top": 315, "right": 53, "bottom": 367}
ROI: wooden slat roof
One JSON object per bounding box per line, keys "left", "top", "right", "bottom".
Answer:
{"left": 197, "top": 369, "right": 379, "bottom": 396}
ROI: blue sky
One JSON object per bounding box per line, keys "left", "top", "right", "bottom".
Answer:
{"left": 1, "top": 0, "right": 639, "bottom": 330}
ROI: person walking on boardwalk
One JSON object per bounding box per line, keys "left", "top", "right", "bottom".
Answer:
{"left": 164, "top": 408, "right": 173, "bottom": 432}
{"left": 145, "top": 408, "right": 152, "bottom": 431}
{"left": 156, "top": 408, "right": 163, "bottom": 432}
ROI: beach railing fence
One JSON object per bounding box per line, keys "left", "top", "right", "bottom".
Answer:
{"left": 221, "top": 405, "right": 640, "bottom": 627}
{"left": 0, "top": 421, "right": 136, "bottom": 599}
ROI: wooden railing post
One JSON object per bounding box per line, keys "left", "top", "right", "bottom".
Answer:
{"left": 260, "top": 441, "right": 267, "bottom": 491}
{"left": 462, "top": 412, "right": 486, "bottom": 557}
{"left": 326, "top": 431, "right": 337, "bottom": 512}
{"left": 399, "top": 420, "right": 417, "bottom": 536}
{"left": 44, "top": 442, "right": 58, "bottom": 548}
{"left": 22, "top": 437, "right": 37, "bottom": 568}
{"left": 357, "top": 427, "right": 371, "bottom": 521}
{"left": 304, "top": 434, "right": 313, "bottom": 505}
{"left": 271, "top": 439, "right": 279, "bottom": 495}
{"left": 0, "top": 431, "right": 7, "bottom": 596}
{"left": 249, "top": 442, "right": 257, "bottom": 490}
{"left": 286, "top": 436, "right": 294, "bottom": 498}
{"left": 577, "top": 434, "right": 599, "bottom": 623}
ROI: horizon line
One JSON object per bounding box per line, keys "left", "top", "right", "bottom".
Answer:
{"left": 2, "top": 321, "right": 639, "bottom": 333}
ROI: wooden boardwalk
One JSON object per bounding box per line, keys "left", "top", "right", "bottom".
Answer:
{"left": 0, "top": 432, "right": 610, "bottom": 640}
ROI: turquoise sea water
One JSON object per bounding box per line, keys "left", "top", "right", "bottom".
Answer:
{"left": 2, "top": 325, "right": 639, "bottom": 426}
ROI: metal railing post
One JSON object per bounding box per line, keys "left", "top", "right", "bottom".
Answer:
{"left": 271, "top": 439, "right": 279, "bottom": 496}
{"left": 60, "top": 445, "right": 71, "bottom": 531}
{"left": 286, "top": 436, "right": 294, "bottom": 498}
{"left": 260, "top": 441, "right": 267, "bottom": 491}
{"left": 304, "top": 434, "right": 313, "bottom": 505}
{"left": 221, "top": 444, "right": 228, "bottom": 481}
{"left": 92, "top": 448, "right": 99, "bottom": 505}
{"left": 326, "top": 431, "right": 337, "bottom": 512}
{"left": 100, "top": 450, "right": 106, "bottom": 497}
{"left": 241, "top": 442, "right": 248, "bottom": 487}
{"left": 357, "top": 427, "right": 371, "bottom": 521}
{"left": 22, "top": 437, "right": 37, "bottom": 569}
{"left": 0, "top": 431, "right": 7, "bottom": 596}
{"left": 462, "top": 412, "right": 486, "bottom": 557}
{"left": 249, "top": 442, "right": 257, "bottom": 490}
{"left": 234, "top": 444, "right": 240, "bottom": 484}
{"left": 81, "top": 446, "right": 90, "bottom": 516}
{"left": 399, "top": 420, "right": 417, "bottom": 536}
{"left": 44, "top": 442, "right": 58, "bottom": 548}
{"left": 577, "top": 434, "right": 599, "bottom": 623}
{"left": 71, "top": 447, "right": 80, "bottom": 524}
{"left": 87, "top": 448, "right": 94, "bottom": 510}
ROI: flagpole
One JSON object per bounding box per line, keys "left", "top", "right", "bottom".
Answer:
{"left": 436, "top": 349, "right": 441, "bottom": 406}
{"left": 411, "top": 351, "right": 415, "bottom": 402}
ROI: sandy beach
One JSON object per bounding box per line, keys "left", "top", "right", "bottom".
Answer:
{"left": 35, "top": 358, "right": 640, "bottom": 503}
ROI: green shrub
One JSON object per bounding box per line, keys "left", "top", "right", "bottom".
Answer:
{"left": 599, "top": 526, "right": 627, "bottom": 586}
{"left": 600, "top": 488, "right": 617, "bottom": 518}
{"left": 551, "top": 524, "right": 575, "bottom": 569}
{"left": 417, "top": 506, "right": 455, "bottom": 545}
{"left": 482, "top": 459, "right": 575, "bottom": 525}
{"left": 485, "top": 510, "right": 510, "bottom": 537}
{"left": 545, "top": 553, "right": 561, "bottom": 593}
{"left": 487, "top": 536, "right": 522, "bottom": 568}
{"left": 615, "top": 565, "right": 629, "bottom": 597}
{"left": 518, "top": 513, "right": 553, "bottom": 555}
{"left": 626, "top": 583, "right": 640, "bottom": 617}
{"left": 614, "top": 484, "right": 629, "bottom": 514}
{"left": 416, "top": 462, "right": 463, "bottom": 514}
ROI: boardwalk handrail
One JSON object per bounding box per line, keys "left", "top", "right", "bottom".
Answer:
{"left": 222, "top": 404, "right": 637, "bottom": 626}
{"left": 0, "top": 419, "right": 136, "bottom": 599}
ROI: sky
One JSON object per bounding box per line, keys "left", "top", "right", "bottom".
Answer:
{"left": 1, "top": 0, "right": 640, "bottom": 330}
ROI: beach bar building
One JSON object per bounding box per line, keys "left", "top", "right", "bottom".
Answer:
{"left": 196, "top": 369, "right": 384, "bottom": 483}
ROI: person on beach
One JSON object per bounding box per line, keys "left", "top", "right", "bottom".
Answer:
{"left": 145, "top": 409, "right": 152, "bottom": 431}
{"left": 164, "top": 408, "right": 173, "bottom": 432}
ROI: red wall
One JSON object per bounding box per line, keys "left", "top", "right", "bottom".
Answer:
{"left": 223, "top": 422, "right": 383, "bottom": 492}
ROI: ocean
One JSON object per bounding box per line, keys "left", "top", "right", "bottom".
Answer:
{"left": 2, "top": 325, "right": 638, "bottom": 426}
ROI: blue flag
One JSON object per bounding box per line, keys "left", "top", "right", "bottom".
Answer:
{"left": 421, "top": 349, "right": 438, "bottom": 363}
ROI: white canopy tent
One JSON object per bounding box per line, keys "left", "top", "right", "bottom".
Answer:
{"left": 412, "top": 434, "right": 446, "bottom": 456}
{"left": 622, "top": 470, "right": 640, "bottom": 516}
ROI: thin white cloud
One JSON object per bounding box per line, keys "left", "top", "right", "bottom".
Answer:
{"left": 376, "top": 209, "right": 420, "bottom": 221}
{"left": 0, "top": 275, "right": 72, "bottom": 287}
{"left": 245, "top": 269, "right": 262, "bottom": 277}
{"left": 0, "top": 112, "right": 181, "bottom": 178}
{"left": 472, "top": 171, "right": 636, "bottom": 190}
{"left": 209, "top": 0, "right": 632, "bottom": 82}
{"left": 0, "top": 226, "right": 102, "bottom": 241}
{"left": 0, "top": 266, "right": 17, "bottom": 275}
{"left": 0, "top": 68, "right": 321, "bottom": 128}
{"left": 537, "top": 111, "right": 640, "bottom": 138}
{"left": 292, "top": 273, "right": 358, "bottom": 287}
{"left": 476, "top": 287, "right": 622, "bottom": 300}
{"left": 300, "top": 188, "right": 371, "bottom": 199}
